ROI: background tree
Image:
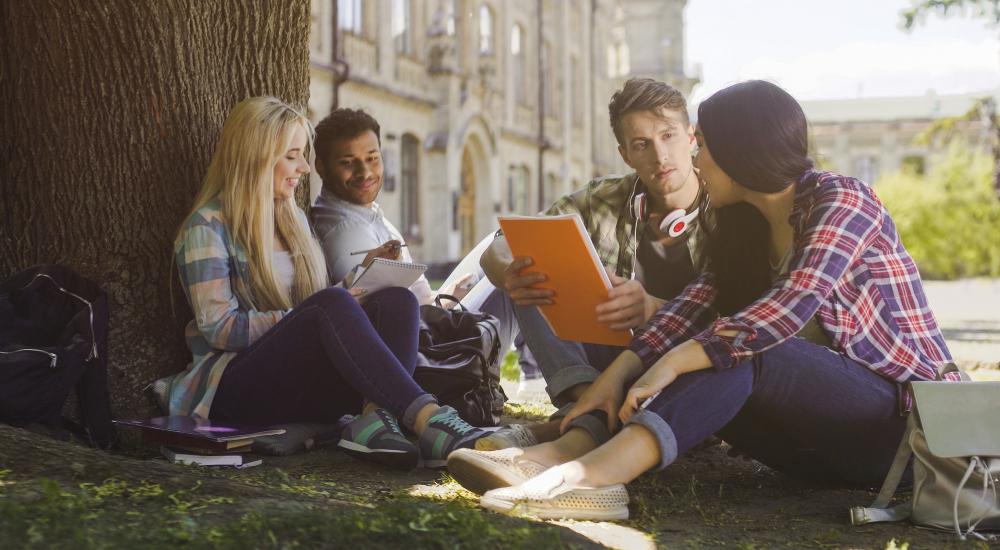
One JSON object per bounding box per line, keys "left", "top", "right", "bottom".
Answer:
{"left": 0, "top": 1, "right": 310, "bottom": 419}
{"left": 901, "top": 0, "right": 1000, "bottom": 196}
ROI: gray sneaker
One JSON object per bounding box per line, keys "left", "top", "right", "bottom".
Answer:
{"left": 475, "top": 423, "right": 539, "bottom": 451}
{"left": 418, "top": 406, "right": 489, "bottom": 469}
{"left": 338, "top": 408, "right": 418, "bottom": 470}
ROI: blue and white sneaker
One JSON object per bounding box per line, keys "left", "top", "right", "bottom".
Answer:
{"left": 338, "top": 408, "right": 419, "bottom": 470}
{"left": 418, "top": 406, "right": 489, "bottom": 469}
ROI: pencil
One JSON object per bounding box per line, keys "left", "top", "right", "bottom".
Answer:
{"left": 349, "top": 244, "right": 408, "bottom": 255}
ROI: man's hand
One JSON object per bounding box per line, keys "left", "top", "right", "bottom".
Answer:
{"left": 503, "top": 257, "right": 554, "bottom": 306}
{"left": 596, "top": 272, "right": 658, "bottom": 330}
{"left": 362, "top": 240, "right": 403, "bottom": 267}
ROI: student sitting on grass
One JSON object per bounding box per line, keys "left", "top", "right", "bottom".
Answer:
{"left": 163, "top": 96, "right": 487, "bottom": 471}
{"left": 446, "top": 80, "right": 957, "bottom": 521}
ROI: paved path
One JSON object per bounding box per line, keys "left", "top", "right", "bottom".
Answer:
{"left": 923, "top": 278, "right": 1000, "bottom": 369}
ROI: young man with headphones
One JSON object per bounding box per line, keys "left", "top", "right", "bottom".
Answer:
{"left": 478, "top": 78, "right": 704, "bottom": 451}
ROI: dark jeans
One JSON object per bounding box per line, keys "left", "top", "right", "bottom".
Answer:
{"left": 210, "top": 287, "right": 436, "bottom": 430}
{"left": 628, "top": 337, "right": 908, "bottom": 488}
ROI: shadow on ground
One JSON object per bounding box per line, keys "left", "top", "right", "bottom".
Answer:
{"left": 1, "top": 401, "right": 986, "bottom": 550}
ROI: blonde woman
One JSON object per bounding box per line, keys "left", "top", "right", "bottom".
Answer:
{"left": 165, "top": 97, "right": 487, "bottom": 470}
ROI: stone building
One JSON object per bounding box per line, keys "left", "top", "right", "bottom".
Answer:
{"left": 802, "top": 90, "right": 998, "bottom": 184}
{"left": 309, "top": 0, "right": 695, "bottom": 266}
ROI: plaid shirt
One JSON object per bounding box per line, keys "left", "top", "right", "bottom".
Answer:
{"left": 164, "top": 198, "right": 294, "bottom": 418}
{"left": 546, "top": 173, "right": 704, "bottom": 279}
{"left": 630, "top": 171, "right": 954, "bottom": 391}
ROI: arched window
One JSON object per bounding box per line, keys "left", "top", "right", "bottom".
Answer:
{"left": 338, "top": 0, "right": 362, "bottom": 35}
{"left": 479, "top": 5, "right": 494, "bottom": 54}
{"left": 507, "top": 165, "right": 532, "bottom": 214}
{"left": 392, "top": 0, "right": 412, "bottom": 55}
{"left": 400, "top": 134, "right": 421, "bottom": 238}
{"left": 510, "top": 24, "right": 526, "bottom": 104}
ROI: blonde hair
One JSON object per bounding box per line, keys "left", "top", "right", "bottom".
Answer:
{"left": 180, "top": 96, "right": 329, "bottom": 311}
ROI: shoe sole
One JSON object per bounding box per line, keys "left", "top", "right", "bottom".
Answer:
{"left": 338, "top": 439, "right": 418, "bottom": 471}
{"left": 480, "top": 494, "right": 629, "bottom": 521}
{"left": 447, "top": 450, "right": 529, "bottom": 495}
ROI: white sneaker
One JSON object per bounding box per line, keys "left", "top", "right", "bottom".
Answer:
{"left": 480, "top": 465, "right": 630, "bottom": 521}
{"left": 475, "top": 423, "right": 539, "bottom": 451}
{"left": 447, "top": 447, "right": 548, "bottom": 495}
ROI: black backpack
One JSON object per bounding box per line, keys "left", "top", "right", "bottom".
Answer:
{"left": 412, "top": 295, "right": 507, "bottom": 427}
{"left": 0, "top": 265, "right": 116, "bottom": 448}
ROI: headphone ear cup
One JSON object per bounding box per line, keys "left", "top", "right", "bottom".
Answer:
{"left": 632, "top": 193, "right": 647, "bottom": 222}
{"left": 661, "top": 208, "right": 698, "bottom": 238}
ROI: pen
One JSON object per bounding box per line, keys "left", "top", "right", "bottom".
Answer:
{"left": 349, "top": 244, "right": 408, "bottom": 256}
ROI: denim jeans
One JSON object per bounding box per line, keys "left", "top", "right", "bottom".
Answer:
{"left": 210, "top": 286, "right": 437, "bottom": 430}
{"left": 513, "top": 302, "right": 624, "bottom": 444}
{"left": 628, "top": 337, "right": 908, "bottom": 488}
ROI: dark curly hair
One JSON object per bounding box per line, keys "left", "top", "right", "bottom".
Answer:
{"left": 314, "top": 108, "right": 381, "bottom": 156}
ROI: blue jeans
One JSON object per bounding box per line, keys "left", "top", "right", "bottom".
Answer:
{"left": 211, "top": 287, "right": 437, "bottom": 430}
{"left": 628, "top": 337, "right": 907, "bottom": 488}
{"left": 513, "top": 302, "right": 623, "bottom": 444}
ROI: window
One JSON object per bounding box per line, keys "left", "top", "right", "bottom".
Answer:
{"left": 570, "top": 56, "right": 583, "bottom": 125}
{"left": 511, "top": 24, "right": 526, "bottom": 104}
{"left": 400, "top": 134, "right": 421, "bottom": 238}
{"left": 338, "top": 0, "right": 362, "bottom": 35}
{"left": 507, "top": 165, "right": 532, "bottom": 213}
{"left": 607, "top": 42, "right": 630, "bottom": 78}
{"left": 853, "top": 155, "right": 880, "bottom": 184}
{"left": 446, "top": 0, "right": 456, "bottom": 36}
{"left": 543, "top": 173, "right": 558, "bottom": 211}
{"left": 479, "top": 6, "right": 494, "bottom": 54}
{"left": 541, "top": 41, "right": 553, "bottom": 116}
{"left": 392, "top": 0, "right": 412, "bottom": 55}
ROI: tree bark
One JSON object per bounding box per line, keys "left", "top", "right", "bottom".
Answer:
{"left": 0, "top": 0, "right": 311, "bottom": 418}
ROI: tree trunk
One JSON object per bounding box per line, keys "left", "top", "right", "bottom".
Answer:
{"left": 0, "top": 0, "right": 310, "bottom": 419}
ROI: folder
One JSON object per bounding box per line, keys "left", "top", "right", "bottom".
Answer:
{"left": 498, "top": 214, "right": 632, "bottom": 346}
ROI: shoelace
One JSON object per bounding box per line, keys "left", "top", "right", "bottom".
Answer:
{"left": 434, "top": 411, "right": 473, "bottom": 435}
{"left": 375, "top": 410, "right": 403, "bottom": 434}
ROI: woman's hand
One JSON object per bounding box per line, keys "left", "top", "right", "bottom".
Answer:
{"left": 559, "top": 351, "right": 644, "bottom": 435}
{"left": 362, "top": 240, "right": 403, "bottom": 267}
{"left": 438, "top": 272, "right": 476, "bottom": 303}
{"left": 348, "top": 287, "right": 368, "bottom": 303}
{"left": 618, "top": 339, "right": 714, "bottom": 423}
{"left": 618, "top": 361, "right": 679, "bottom": 423}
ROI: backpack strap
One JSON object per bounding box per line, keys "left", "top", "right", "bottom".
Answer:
{"left": 850, "top": 415, "right": 916, "bottom": 525}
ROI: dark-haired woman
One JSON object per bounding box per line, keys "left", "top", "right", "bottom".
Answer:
{"left": 445, "top": 80, "right": 956, "bottom": 521}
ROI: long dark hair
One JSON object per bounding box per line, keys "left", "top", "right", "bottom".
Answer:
{"left": 697, "top": 80, "right": 813, "bottom": 315}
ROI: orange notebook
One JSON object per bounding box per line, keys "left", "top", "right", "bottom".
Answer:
{"left": 498, "top": 214, "right": 632, "bottom": 347}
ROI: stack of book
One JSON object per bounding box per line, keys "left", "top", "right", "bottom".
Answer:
{"left": 114, "top": 416, "right": 285, "bottom": 468}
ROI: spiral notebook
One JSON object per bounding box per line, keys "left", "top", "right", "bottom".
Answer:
{"left": 350, "top": 258, "right": 427, "bottom": 293}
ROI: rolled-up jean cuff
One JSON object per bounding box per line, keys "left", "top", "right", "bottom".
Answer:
{"left": 402, "top": 393, "right": 438, "bottom": 432}
{"left": 627, "top": 409, "right": 678, "bottom": 470}
{"left": 546, "top": 365, "right": 601, "bottom": 407}
{"left": 565, "top": 411, "right": 612, "bottom": 446}
{"left": 549, "top": 402, "right": 576, "bottom": 420}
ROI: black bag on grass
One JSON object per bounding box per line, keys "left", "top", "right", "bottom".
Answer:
{"left": 0, "top": 265, "right": 116, "bottom": 448}
{"left": 412, "top": 295, "right": 506, "bottom": 427}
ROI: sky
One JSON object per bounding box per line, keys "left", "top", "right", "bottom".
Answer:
{"left": 684, "top": 0, "right": 1000, "bottom": 104}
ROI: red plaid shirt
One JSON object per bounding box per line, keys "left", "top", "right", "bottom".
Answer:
{"left": 630, "top": 171, "right": 954, "bottom": 390}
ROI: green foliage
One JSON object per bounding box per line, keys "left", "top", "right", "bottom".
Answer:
{"left": 500, "top": 350, "right": 521, "bottom": 382}
{"left": 876, "top": 139, "right": 1000, "bottom": 279}
{"left": 901, "top": 0, "right": 1000, "bottom": 29}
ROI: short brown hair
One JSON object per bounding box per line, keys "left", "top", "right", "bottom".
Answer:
{"left": 314, "top": 108, "right": 381, "bottom": 157}
{"left": 608, "top": 78, "right": 689, "bottom": 145}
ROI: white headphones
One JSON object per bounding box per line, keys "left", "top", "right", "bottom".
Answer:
{"left": 630, "top": 193, "right": 699, "bottom": 238}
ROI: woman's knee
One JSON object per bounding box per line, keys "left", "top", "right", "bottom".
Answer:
{"left": 306, "top": 286, "right": 361, "bottom": 313}
{"left": 369, "top": 286, "right": 419, "bottom": 308}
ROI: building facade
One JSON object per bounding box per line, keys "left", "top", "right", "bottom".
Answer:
{"left": 309, "top": 0, "right": 695, "bottom": 265}
{"left": 802, "top": 91, "right": 998, "bottom": 184}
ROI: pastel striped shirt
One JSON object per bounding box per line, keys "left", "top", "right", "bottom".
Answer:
{"left": 629, "top": 171, "right": 955, "bottom": 393}
{"left": 166, "top": 198, "right": 302, "bottom": 418}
